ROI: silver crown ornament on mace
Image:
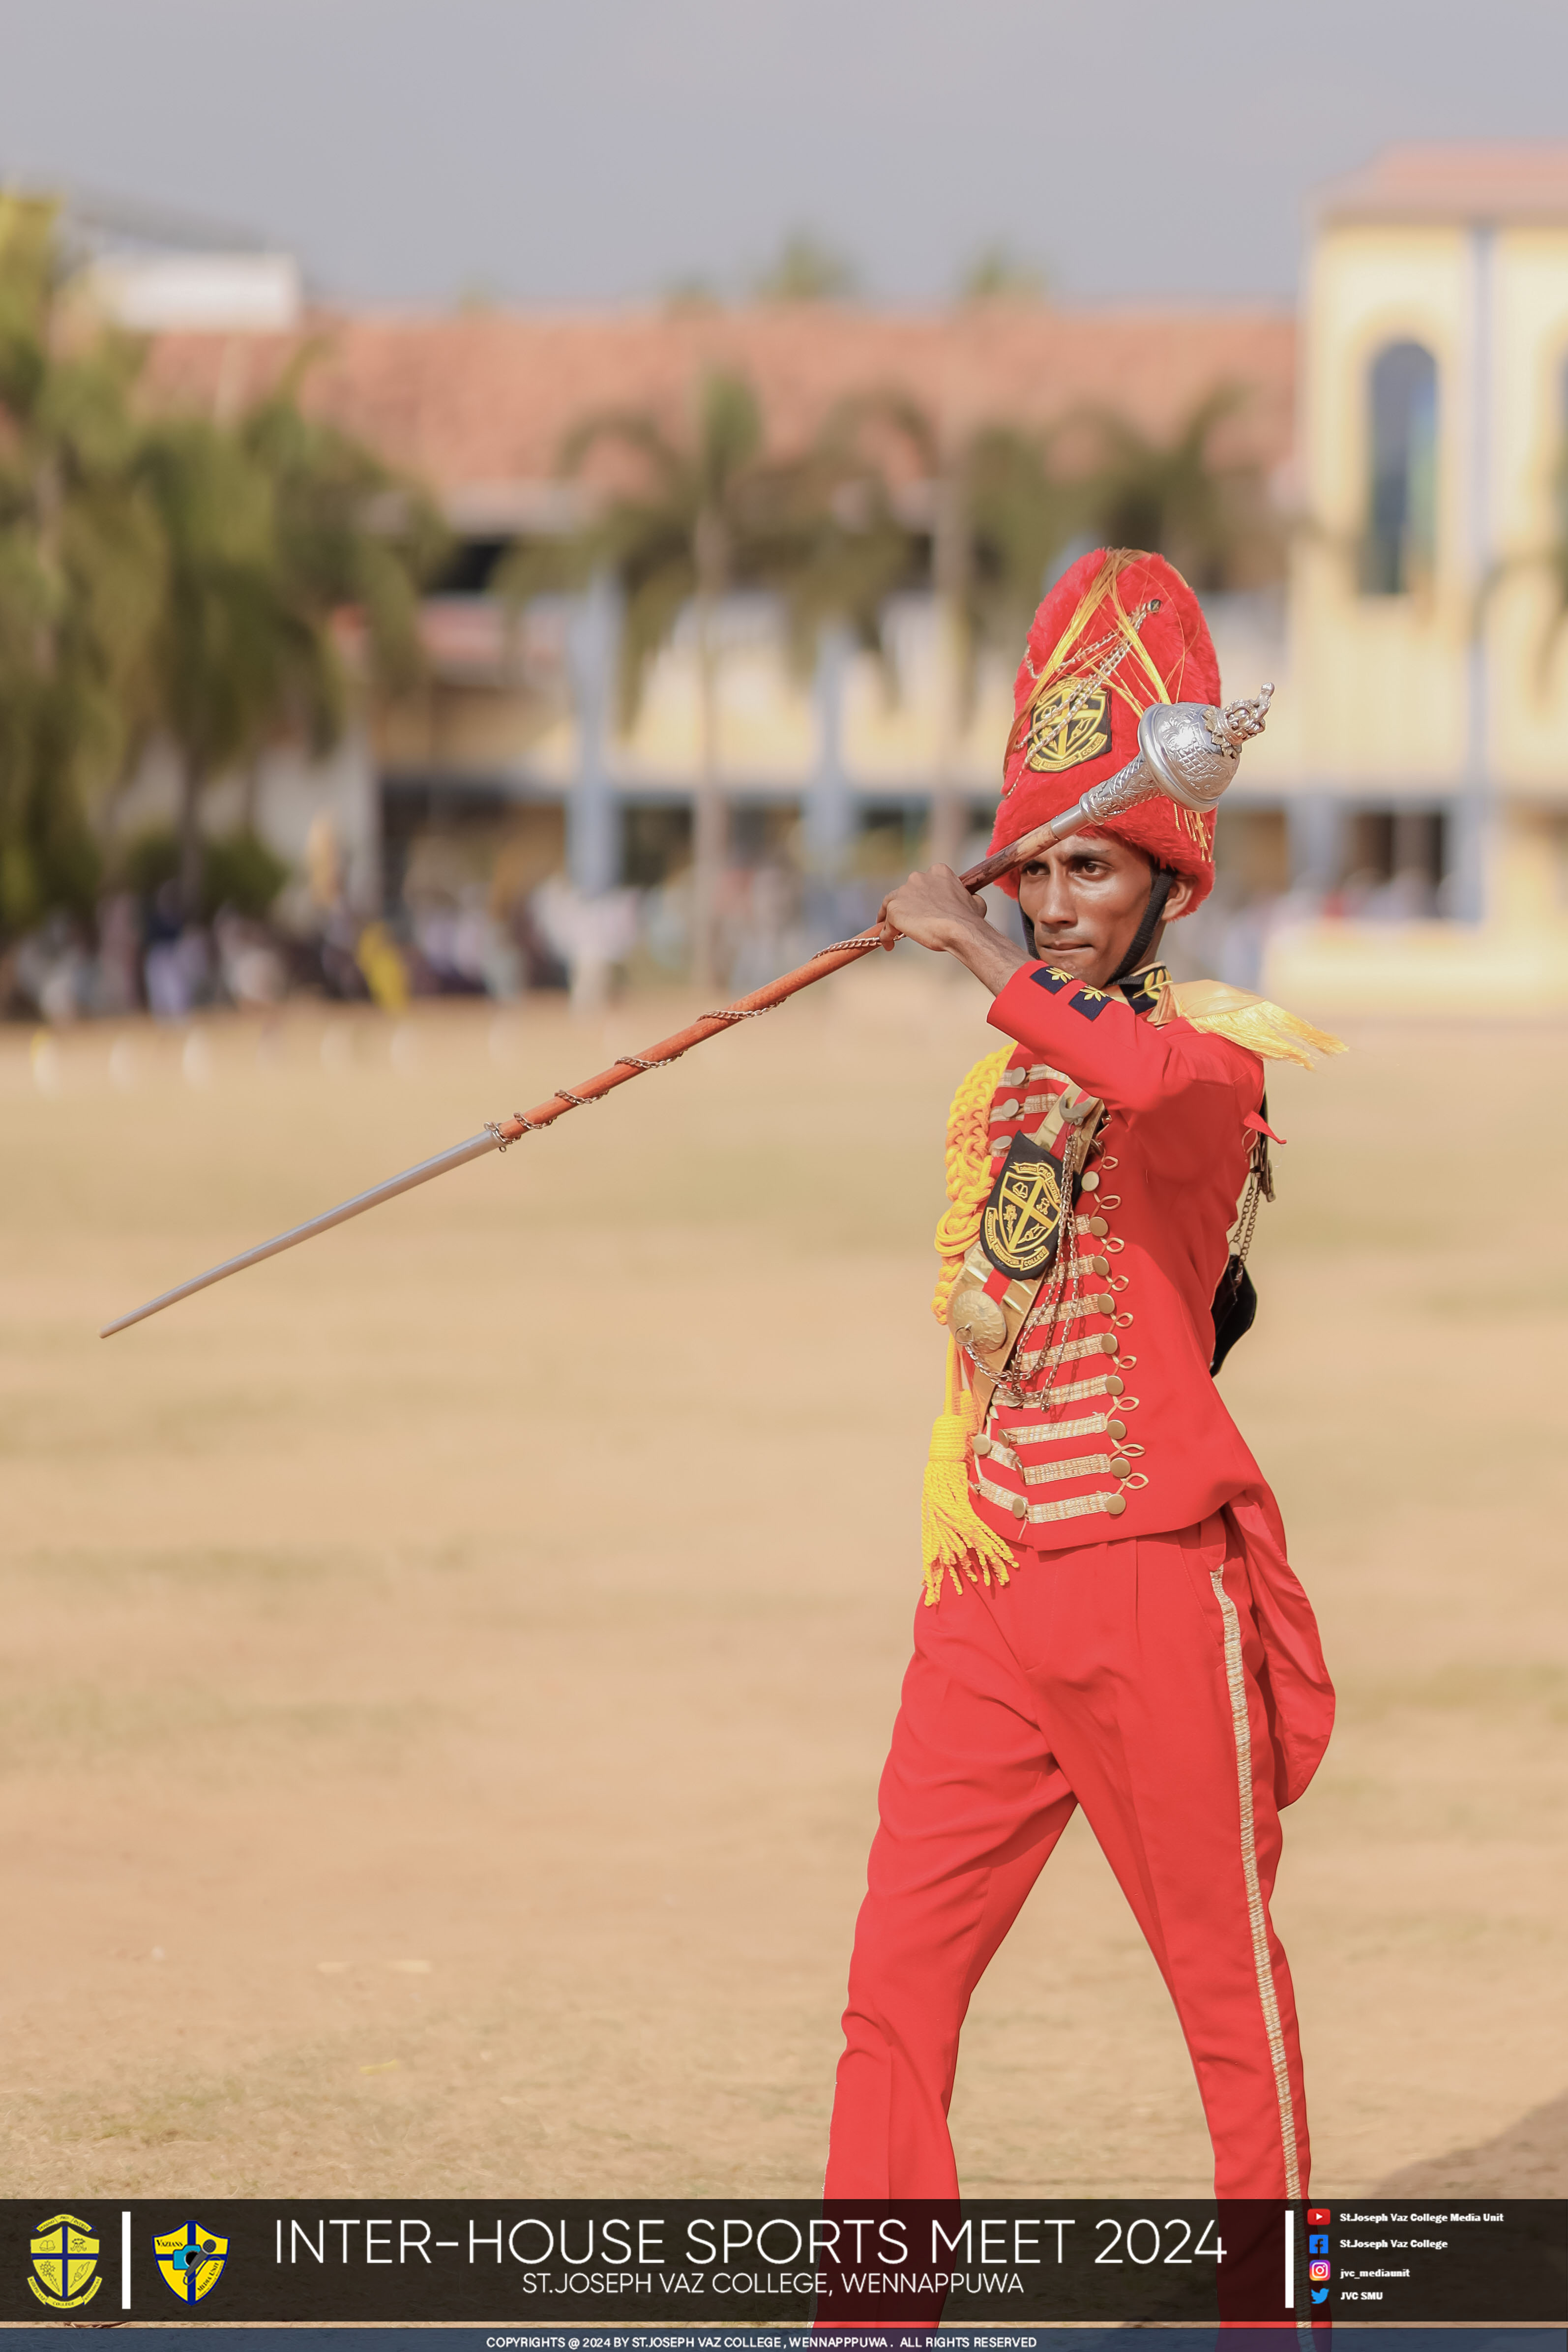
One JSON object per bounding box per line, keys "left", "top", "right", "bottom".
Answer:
{"left": 100, "top": 685, "right": 1273, "bottom": 1338}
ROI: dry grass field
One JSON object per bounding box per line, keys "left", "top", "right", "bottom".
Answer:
{"left": 1, "top": 965, "right": 1565, "bottom": 2200}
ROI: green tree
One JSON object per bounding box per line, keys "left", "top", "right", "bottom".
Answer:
{"left": 238, "top": 360, "right": 445, "bottom": 801}
{"left": 501, "top": 367, "right": 895, "bottom": 983}
{"left": 753, "top": 232, "right": 858, "bottom": 303}
{"left": 958, "top": 244, "right": 1048, "bottom": 303}
{"left": 1547, "top": 437, "right": 1568, "bottom": 630}
{"left": 819, "top": 392, "right": 1079, "bottom": 863}
{"left": 1080, "top": 386, "right": 1277, "bottom": 593}
{"left": 134, "top": 414, "right": 282, "bottom": 913}
{"left": 1470, "top": 431, "right": 1568, "bottom": 688}
{"left": 0, "top": 194, "right": 164, "bottom": 935}
{"left": 135, "top": 356, "right": 444, "bottom": 913}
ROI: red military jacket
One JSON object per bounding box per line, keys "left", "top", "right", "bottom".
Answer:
{"left": 969, "top": 957, "right": 1270, "bottom": 1557}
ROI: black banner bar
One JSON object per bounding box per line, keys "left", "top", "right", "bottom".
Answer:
{"left": 1, "top": 2200, "right": 1561, "bottom": 2325}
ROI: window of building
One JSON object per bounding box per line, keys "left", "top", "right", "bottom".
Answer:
{"left": 1361, "top": 341, "right": 1438, "bottom": 595}
{"left": 621, "top": 803, "right": 692, "bottom": 888}
{"left": 429, "top": 536, "right": 516, "bottom": 595}
{"left": 1334, "top": 805, "right": 1448, "bottom": 917}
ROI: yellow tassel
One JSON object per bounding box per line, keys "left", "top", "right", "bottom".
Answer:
{"left": 920, "top": 1345, "right": 1016, "bottom": 1607}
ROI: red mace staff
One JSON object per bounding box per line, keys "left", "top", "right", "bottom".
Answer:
{"left": 100, "top": 688, "right": 1271, "bottom": 1338}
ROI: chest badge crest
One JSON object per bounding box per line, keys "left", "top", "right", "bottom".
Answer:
{"left": 981, "top": 1132, "right": 1064, "bottom": 1277}
{"left": 1025, "top": 683, "right": 1110, "bottom": 774}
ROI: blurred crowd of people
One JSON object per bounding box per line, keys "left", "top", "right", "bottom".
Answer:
{"left": 10, "top": 863, "right": 1416, "bottom": 1026}
{"left": 0, "top": 851, "right": 904, "bottom": 1026}
{"left": 0, "top": 881, "right": 559, "bottom": 1025}
{"left": 6, "top": 807, "right": 1421, "bottom": 1025}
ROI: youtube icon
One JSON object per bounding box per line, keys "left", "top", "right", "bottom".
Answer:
{"left": 1307, "top": 2207, "right": 1331, "bottom": 2225}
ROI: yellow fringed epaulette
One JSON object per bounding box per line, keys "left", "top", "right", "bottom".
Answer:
{"left": 1167, "top": 979, "right": 1347, "bottom": 1071}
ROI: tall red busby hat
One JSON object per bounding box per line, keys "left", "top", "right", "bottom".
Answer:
{"left": 989, "top": 547, "right": 1221, "bottom": 912}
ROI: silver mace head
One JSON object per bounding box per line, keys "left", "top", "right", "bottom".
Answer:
{"left": 965, "top": 684, "right": 1273, "bottom": 889}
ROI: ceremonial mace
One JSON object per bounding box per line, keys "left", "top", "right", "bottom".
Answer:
{"left": 101, "top": 686, "right": 1272, "bottom": 1337}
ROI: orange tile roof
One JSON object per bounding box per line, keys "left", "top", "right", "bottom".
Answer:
{"left": 139, "top": 300, "right": 1295, "bottom": 515}
{"left": 1318, "top": 142, "right": 1568, "bottom": 225}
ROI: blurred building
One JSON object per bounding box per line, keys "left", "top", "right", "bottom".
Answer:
{"left": 1234, "top": 144, "right": 1568, "bottom": 1009}
{"left": 128, "top": 142, "right": 1568, "bottom": 1005}
{"left": 63, "top": 186, "right": 305, "bottom": 332}
{"left": 138, "top": 297, "right": 1291, "bottom": 928}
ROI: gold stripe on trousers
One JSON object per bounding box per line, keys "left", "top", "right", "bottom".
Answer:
{"left": 1208, "top": 1563, "right": 1303, "bottom": 2200}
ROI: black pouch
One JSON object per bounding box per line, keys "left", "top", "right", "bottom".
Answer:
{"left": 1210, "top": 1259, "right": 1258, "bottom": 1374}
{"left": 1210, "top": 1089, "right": 1272, "bottom": 1374}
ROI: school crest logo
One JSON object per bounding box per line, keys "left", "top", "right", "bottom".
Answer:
{"left": 154, "top": 2221, "right": 228, "bottom": 2303}
{"left": 28, "top": 2213, "right": 102, "bottom": 2308}
{"left": 1025, "top": 683, "right": 1110, "bottom": 774}
{"left": 981, "top": 1132, "right": 1064, "bottom": 1278}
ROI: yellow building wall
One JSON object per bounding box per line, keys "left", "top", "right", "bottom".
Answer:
{"left": 1292, "top": 217, "right": 1568, "bottom": 810}
{"left": 1486, "top": 227, "right": 1568, "bottom": 794}
{"left": 614, "top": 638, "right": 816, "bottom": 787}
{"left": 1291, "top": 223, "right": 1473, "bottom": 785}
{"left": 607, "top": 611, "right": 1013, "bottom": 796}
{"left": 1205, "top": 599, "right": 1298, "bottom": 796}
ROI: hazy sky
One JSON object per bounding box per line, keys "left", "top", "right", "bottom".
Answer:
{"left": 3, "top": 0, "right": 1568, "bottom": 308}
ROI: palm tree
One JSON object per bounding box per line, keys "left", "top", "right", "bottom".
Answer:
{"left": 1505, "top": 428, "right": 1568, "bottom": 676}
{"left": 0, "top": 194, "right": 164, "bottom": 935}
{"left": 818, "top": 392, "right": 1079, "bottom": 864}
{"left": 501, "top": 367, "right": 890, "bottom": 985}
{"left": 958, "top": 244, "right": 1047, "bottom": 303}
{"left": 1546, "top": 436, "right": 1568, "bottom": 631}
{"left": 135, "top": 362, "right": 444, "bottom": 914}
{"left": 1080, "top": 386, "right": 1277, "bottom": 592}
{"left": 134, "top": 415, "right": 282, "bottom": 912}
{"left": 1466, "top": 430, "right": 1568, "bottom": 690}
{"left": 753, "top": 232, "right": 858, "bottom": 303}
{"left": 241, "top": 358, "right": 444, "bottom": 715}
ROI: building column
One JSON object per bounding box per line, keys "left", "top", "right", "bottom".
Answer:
{"left": 1457, "top": 222, "right": 1498, "bottom": 924}
{"left": 565, "top": 572, "right": 622, "bottom": 897}
{"left": 804, "top": 625, "right": 855, "bottom": 873}
{"left": 1286, "top": 792, "right": 1345, "bottom": 894}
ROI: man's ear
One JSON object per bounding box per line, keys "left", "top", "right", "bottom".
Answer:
{"left": 1162, "top": 871, "right": 1200, "bottom": 922}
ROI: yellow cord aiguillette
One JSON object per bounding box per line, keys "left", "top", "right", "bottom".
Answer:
{"left": 921, "top": 1048, "right": 1017, "bottom": 1606}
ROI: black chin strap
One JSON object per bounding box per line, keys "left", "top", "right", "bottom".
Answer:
{"left": 1110, "top": 865, "right": 1176, "bottom": 985}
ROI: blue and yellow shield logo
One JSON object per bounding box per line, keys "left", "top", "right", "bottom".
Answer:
{"left": 154, "top": 2220, "right": 228, "bottom": 2303}
{"left": 29, "top": 2212, "right": 102, "bottom": 2308}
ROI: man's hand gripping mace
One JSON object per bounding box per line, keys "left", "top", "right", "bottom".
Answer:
{"left": 101, "top": 685, "right": 1272, "bottom": 1337}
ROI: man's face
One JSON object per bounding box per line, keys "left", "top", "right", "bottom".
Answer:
{"left": 1016, "top": 833, "right": 1195, "bottom": 987}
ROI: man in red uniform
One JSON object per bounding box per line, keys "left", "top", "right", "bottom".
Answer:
{"left": 825, "top": 548, "right": 1336, "bottom": 2205}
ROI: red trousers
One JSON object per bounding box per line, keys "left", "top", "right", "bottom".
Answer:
{"left": 826, "top": 1511, "right": 1311, "bottom": 2200}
